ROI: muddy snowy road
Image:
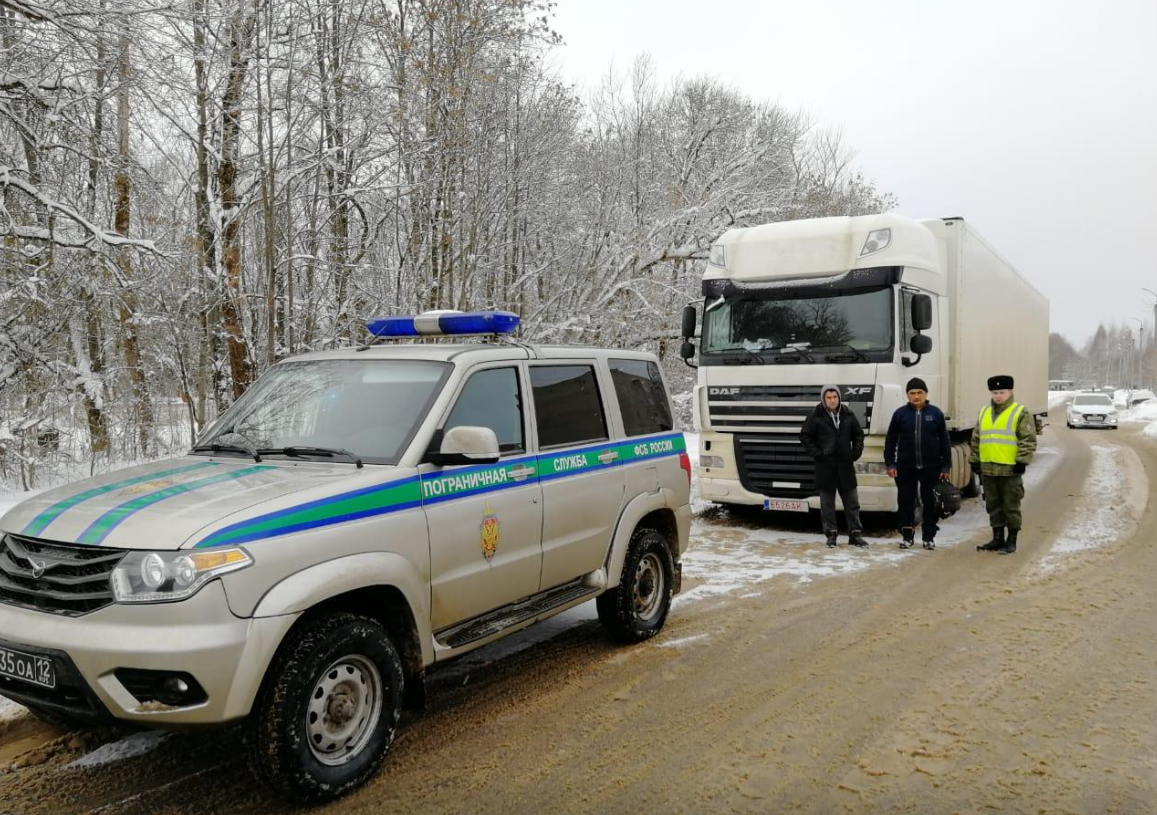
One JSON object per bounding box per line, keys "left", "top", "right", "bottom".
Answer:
{"left": 3, "top": 408, "right": 1156, "bottom": 814}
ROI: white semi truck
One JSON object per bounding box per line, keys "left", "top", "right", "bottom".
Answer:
{"left": 679, "top": 213, "right": 1048, "bottom": 513}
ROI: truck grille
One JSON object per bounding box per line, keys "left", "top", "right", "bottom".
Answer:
{"left": 0, "top": 534, "right": 124, "bottom": 616}
{"left": 734, "top": 436, "right": 817, "bottom": 497}
{"left": 708, "top": 385, "right": 874, "bottom": 498}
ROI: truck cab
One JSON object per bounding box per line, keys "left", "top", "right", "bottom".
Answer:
{"left": 680, "top": 213, "right": 1046, "bottom": 514}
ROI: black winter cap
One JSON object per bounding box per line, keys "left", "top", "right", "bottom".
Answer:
{"left": 906, "top": 377, "right": 928, "bottom": 393}
{"left": 987, "top": 375, "right": 1014, "bottom": 390}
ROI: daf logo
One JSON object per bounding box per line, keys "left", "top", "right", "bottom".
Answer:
{"left": 844, "top": 387, "right": 872, "bottom": 396}
{"left": 29, "top": 558, "right": 48, "bottom": 579}
{"left": 709, "top": 387, "right": 741, "bottom": 396}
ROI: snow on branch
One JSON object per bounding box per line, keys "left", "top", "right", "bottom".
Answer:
{"left": 0, "top": 167, "right": 170, "bottom": 258}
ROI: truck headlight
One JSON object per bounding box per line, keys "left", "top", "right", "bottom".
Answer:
{"left": 854, "top": 461, "right": 890, "bottom": 475}
{"left": 700, "top": 455, "right": 725, "bottom": 469}
{"left": 111, "top": 548, "right": 253, "bottom": 603}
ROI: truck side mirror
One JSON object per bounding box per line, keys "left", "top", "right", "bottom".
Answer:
{"left": 911, "top": 294, "right": 933, "bottom": 331}
{"left": 680, "top": 340, "right": 696, "bottom": 360}
{"left": 424, "top": 426, "right": 501, "bottom": 466}
{"left": 910, "top": 334, "right": 933, "bottom": 354}
{"left": 681, "top": 305, "right": 698, "bottom": 338}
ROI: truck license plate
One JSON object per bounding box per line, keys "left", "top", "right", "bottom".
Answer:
{"left": 764, "top": 498, "right": 809, "bottom": 513}
{"left": 0, "top": 645, "right": 56, "bottom": 690}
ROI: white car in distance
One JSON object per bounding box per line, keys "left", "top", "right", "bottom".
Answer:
{"left": 1067, "top": 393, "right": 1118, "bottom": 429}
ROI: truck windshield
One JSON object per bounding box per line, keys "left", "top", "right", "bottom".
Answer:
{"left": 195, "top": 360, "right": 450, "bottom": 465}
{"left": 701, "top": 287, "right": 894, "bottom": 362}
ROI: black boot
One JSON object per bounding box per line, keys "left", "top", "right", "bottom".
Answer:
{"left": 825, "top": 532, "right": 838, "bottom": 547}
{"left": 978, "top": 527, "right": 1005, "bottom": 552}
{"left": 998, "top": 529, "right": 1018, "bottom": 555}
{"left": 849, "top": 532, "right": 869, "bottom": 548}
{"left": 922, "top": 535, "right": 936, "bottom": 551}
{"left": 899, "top": 527, "right": 914, "bottom": 549}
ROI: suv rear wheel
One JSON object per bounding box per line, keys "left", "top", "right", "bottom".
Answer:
{"left": 597, "top": 527, "right": 674, "bottom": 643}
{"left": 246, "top": 612, "right": 404, "bottom": 802}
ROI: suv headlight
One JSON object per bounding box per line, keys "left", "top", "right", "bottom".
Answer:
{"left": 111, "top": 548, "right": 253, "bottom": 603}
{"left": 700, "top": 455, "right": 725, "bottom": 469}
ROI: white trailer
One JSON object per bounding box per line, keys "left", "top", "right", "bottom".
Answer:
{"left": 680, "top": 214, "right": 1048, "bottom": 513}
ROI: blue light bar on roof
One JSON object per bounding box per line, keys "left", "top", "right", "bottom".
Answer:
{"left": 367, "top": 310, "right": 520, "bottom": 338}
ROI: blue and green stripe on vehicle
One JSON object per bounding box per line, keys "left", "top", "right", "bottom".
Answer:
{"left": 194, "top": 432, "right": 686, "bottom": 548}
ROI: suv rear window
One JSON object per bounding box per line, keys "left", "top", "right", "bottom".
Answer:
{"left": 609, "top": 358, "right": 673, "bottom": 437}
{"left": 530, "top": 365, "right": 608, "bottom": 448}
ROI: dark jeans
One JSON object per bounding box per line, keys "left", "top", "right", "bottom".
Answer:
{"left": 896, "top": 466, "right": 940, "bottom": 540}
{"left": 819, "top": 486, "right": 862, "bottom": 535}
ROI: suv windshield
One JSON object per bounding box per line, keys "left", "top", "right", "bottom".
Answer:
{"left": 702, "top": 287, "right": 894, "bottom": 363}
{"left": 196, "top": 360, "right": 449, "bottom": 464}
{"left": 1073, "top": 395, "right": 1113, "bottom": 407}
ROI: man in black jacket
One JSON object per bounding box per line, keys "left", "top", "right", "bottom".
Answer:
{"left": 799, "top": 386, "right": 868, "bottom": 548}
{"left": 885, "top": 377, "right": 952, "bottom": 550}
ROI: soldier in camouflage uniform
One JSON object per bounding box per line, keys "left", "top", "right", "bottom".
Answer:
{"left": 971, "top": 375, "right": 1037, "bottom": 555}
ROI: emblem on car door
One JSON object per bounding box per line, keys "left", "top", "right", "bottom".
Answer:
{"left": 480, "top": 504, "right": 500, "bottom": 561}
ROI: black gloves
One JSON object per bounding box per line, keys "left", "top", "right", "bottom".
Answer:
{"left": 1013, "top": 462, "right": 1027, "bottom": 474}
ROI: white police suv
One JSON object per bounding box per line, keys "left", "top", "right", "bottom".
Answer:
{"left": 0, "top": 311, "right": 690, "bottom": 801}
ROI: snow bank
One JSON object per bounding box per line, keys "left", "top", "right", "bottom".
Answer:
{"left": 67, "top": 730, "right": 169, "bottom": 769}
{"left": 0, "top": 696, "right": 27, "bottom": 724}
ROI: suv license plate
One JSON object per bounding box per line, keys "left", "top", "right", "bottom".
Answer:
{"left": 0, "top": 645, "right": 56, "bottom": 690}
{"left": 764, "top": 498, "right": 809, "bottom": 513}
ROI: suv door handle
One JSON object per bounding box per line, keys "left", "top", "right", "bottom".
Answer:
{"left": 597, "top": 450, "right": 619, "bottom": 464}
{"left": 509, "top": 465, "right": 536, "bottom": 482}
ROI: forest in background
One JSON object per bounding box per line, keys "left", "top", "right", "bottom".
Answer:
{"left": 0, "top": 0, "right": 894, "bottom": 488}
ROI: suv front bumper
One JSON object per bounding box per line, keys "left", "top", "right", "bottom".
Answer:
{"left": 0, "top": 581, "right": 297, "bottom": 726}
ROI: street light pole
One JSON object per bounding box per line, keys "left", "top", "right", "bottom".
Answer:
{"left": 1144, "top": 288, "right": 1157, "bottom": 389}
{"left": 1128, "top": 317, "right": 1143, "bottom": 388}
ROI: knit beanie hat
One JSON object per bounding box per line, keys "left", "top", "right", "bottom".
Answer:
{"left": 906, "top": 377, "right": 928, "bottom": 393}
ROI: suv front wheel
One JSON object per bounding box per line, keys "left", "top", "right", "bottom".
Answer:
{"left": 597, "top": 527, "right": 674, "bottom": 643}
{"left": 246, "top": 612, "right": 404, "bottom": 802}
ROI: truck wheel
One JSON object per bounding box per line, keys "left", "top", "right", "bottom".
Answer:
{"left": 246, "top": 612, "right": 404, "bottom": 802}
{"left": 597, "top": 528, "right": 674, "bottom": 643}
{"left": 961, "top": 473, "right": 980, "bottom": 498}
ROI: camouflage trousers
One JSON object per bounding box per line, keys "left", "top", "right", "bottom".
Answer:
{"left": 982, "top": 474, "right": 1025, "bottom": 530}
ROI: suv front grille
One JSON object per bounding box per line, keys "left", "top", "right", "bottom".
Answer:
{"left": 0, "top": 534, "right": 124, "bottom": 616}
{"left": 734, "top": 436, "right": 817, "bottom": 498}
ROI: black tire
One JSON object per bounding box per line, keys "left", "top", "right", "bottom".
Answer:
{"left": 246, "top": 612, "right": 404, "bottom": 803}
{"left": 597, "top": 527, "right": 674, "bottom": 643}
{"left": 961, "top": 472, "right": 980, "bottom": 499}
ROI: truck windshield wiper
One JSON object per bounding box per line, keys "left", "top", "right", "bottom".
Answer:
{"left": 717, "top": 346, "right": 766, "bottom": 364}
{"left": 191, "top": 442, "right": 262, "bottom": 462}
{"left": 771, "top": 346, "right": 815, "bottom": 363}
{"left": 258, "top": 446, "right": 364, "bottom": 468}
{"left": 815, "top": 344, "right": 870, "bottom": 362}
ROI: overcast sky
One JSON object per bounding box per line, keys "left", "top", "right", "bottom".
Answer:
{"left": 550, "top": 0, "right": 1157, "bottom": 346}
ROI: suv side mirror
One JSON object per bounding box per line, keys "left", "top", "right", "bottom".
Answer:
{"left": 911, "top": 294, "right": 933, "bottom": 331}
{"left": 910, "top": 334, "right": 933, "bottom": 355}
{"left": 425, "top": 426, "right": 501, "bottom": 466}
{"left": 681, "top": 304, "right": 698, "bottom": 338}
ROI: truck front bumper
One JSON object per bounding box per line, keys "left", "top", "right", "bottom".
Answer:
{"left": 0, "top": 581, "right": 298, "bottom": 727}
{"left": 697, "top": 475, "right": 899, "bottom": 513}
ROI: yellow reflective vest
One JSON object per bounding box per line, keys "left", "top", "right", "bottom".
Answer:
{"left": 978, "top": 402, "right": 1025, "bottom": 465}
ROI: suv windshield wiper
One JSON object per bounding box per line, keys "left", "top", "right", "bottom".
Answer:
{"left": 192, "top": 442, "right": 262, "bottom": 462}
{"left": 814, "top": 344, "right": 870, "bottom": 362}
{"left": 258, "top": 446, "right": 364, "bottom": 468}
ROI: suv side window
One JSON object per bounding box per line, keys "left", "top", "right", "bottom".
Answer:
{"left": 529, "top": 365, "right": 608, "bottom": 448}
{"left": 608, "top": 358, "right": 673, "bottom": 436}
{"left": 444, "top": 367, "right": 524, "bottom": 454}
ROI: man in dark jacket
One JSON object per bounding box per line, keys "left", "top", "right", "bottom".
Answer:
{"left": 885, "top": 377, "right": 952, "bottom": 550}
{"left": 799, "top": 386, "right": 868, "bottom": 548}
